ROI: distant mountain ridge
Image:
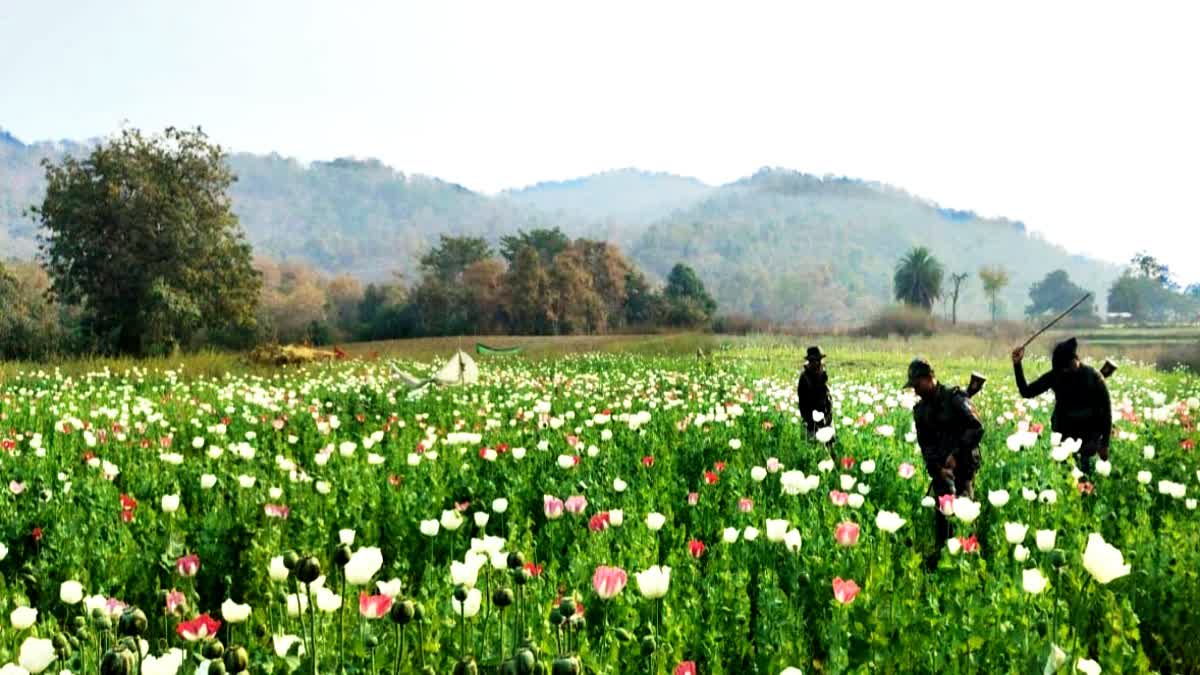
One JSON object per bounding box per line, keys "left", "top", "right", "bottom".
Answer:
{"left": 503, "top": 168, "right": 713, "bottom": 243}
{"left": 0, "top": 127, "right": 1122, "bottom": 325}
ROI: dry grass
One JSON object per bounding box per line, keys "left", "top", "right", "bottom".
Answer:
{"left": 1, "top": 328, "right": 1191, "bottom": 382}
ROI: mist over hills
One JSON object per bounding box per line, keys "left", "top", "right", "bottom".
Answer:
{"left": 0, "top": 127, "right": 1121, "bottom": 325}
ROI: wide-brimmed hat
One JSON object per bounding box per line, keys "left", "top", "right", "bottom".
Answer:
{"left": 905, "top": 358, "right": 934, "bottom": 388}
{"left": 805, "top": 346, "right": 826, "bottom": 362}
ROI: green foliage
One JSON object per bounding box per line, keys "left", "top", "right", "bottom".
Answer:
{"left": 1027, "top": 270, "right": 1097, "bottom": 318}
{"left": 893, "top": 247, "right": 944, "bottom": 311}
{"left": 5, "top": 139, "right": 1125, "bottom": 327}
{"left": 0, "top": 347, "right": 1196, "bottom": 671}
{"left": 632, "top": 170, "right": 1120, "bottom": 325}
{"left": 32, "top": 127, "right": 261, "bottom": 356}
{"left": 500, "top": 227, "right": 569, "bottom": 265}
{"left": 419, "top": 235, "right": 493, "bottom": 284}
{"left": 664, "top": 264, "right": 717, "bottom": 328}
{"left": 979, "top": 265, "right": 1011, "bottom": 323}
{"left": 1108, "top": 272, "right": 1199, "bottom": 323}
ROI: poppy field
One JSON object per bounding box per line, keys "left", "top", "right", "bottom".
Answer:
{"left": 0, "top": 349, "right": 1197, "bottom": 674}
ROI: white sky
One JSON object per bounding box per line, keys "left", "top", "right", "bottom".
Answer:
{"left": 2, "top": 1, "right": 1197, "bottom": 284}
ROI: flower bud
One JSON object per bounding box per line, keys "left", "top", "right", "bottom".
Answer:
{"left": 282, "top": 551, "right": 300, "bottom": 570}
{"left": 53, "top": 633, "right": 72, "bottom": 656}
{"left": 1048, "top": 549, "right": 1068, "bottom": 568}
{"left": 493, "top": 588, "right": 514, "bottom": 609}
{"left": 333, "top": 544, "right": 352, "bottom": 568}
{"left": 296, "top": 556, "right": 322, "bottom": 584}
{"left": 390, "top": 599, "right": 415, "bottom": 625}
{"left": 202, "top": 640, "right": 225, "bottom": 660}
{"left": 507, "top": 552, "right": 525, "bottom": 570}
{"left": 412, "top": 602, "right": 426, "bottom": 623}
{"left": 548, "top": 607, "right": 563, "bottom": 627}
{"left": 101, "top": 645, "right": 136, "bottom": 675}
{"left": 223, "top": 646, "right": 249, "bottom": 674}
{"left": 559, "top": 598, "right": 576, "bottom": 619}
{"left": 208, "top": 662, "right": 227, "bottom": 675}
{"left": 453, "top": 584, "right": 469, "bottom": 603}
{"left": 365, "top": 634, "right": 379, "bottom": 650}
{"left": 515, "top": 649, "right": 537, "bottom": 674}
{"left": 640, "top": 635, "right": 657, "bottom": 655}
{"left": 552, "top": 657, "right": 580, "bottom": 675}
{"left": 118, "top": 608, "right": 148, "bottom": 637}
{"left": 514, "top": 568, "right": 531, "bottom": 586}
{"left": 453, "top": 656, "right": 478, "bottom": 675}
{"left": 614, "top": 628, "right": 633, "bottom": 642}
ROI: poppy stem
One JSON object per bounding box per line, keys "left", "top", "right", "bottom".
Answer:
{"left": 337, "top": 574, "right": 347, "bottom": 675}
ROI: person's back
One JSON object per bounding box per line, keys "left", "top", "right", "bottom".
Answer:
{"left": 1012, "top": 337, "right": 1112, "bottom": 473}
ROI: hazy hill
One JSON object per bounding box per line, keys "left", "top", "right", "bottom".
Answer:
{"left": 1, "top": 128, "right": 1122, "bottom": 325}
{"left": 630, "top": 168, "right": 1122, "bottom": 325}
{"left": 1, "top": 131, "right": 550, "bottom": 280}
{"left": 502, "top": 168, "right": 712, "bottom": 246}
{"left": 225, "top": 153, "right": 550, "bottom": 279}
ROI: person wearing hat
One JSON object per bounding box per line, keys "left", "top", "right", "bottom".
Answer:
{"left": 797, "top": 345, "right": 834, "bottom": 452}
{"left": 906, "top": 358, "right": 985, "bottom": 569}
{"left": 1011, "top": 337, "right": 1112, "bottom": 474}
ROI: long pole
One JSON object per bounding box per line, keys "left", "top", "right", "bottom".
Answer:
{"left": 1020, "top": 293, "right": 1092, "bottom": 349}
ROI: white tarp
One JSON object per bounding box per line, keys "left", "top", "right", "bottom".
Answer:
{"left": 433, "top": 350, "right": 479, "bottom": 386}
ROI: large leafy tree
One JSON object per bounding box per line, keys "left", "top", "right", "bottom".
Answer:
{"left": 499, "top": 228, "right": 569, "bottom": 266}
{"left": 1109, "top": 272, "right": 1199, "bottom": 323}
{"left": 1130, "top": 251, "right": 1175, "bottom": 289}
{"left": 33, "top": 127, "right": 260, "bottom": 356}
{"left": 664, "top": 263, "right": 717, "bottom": 327}
{"left": 979, "top": 265, "right": 1010, "bottom": 323}
{"left": 893, "top": 247, "right": 944, "bottom": 311}
{"left": 550, "top": 246, "right": 607, "bottom": 334}
{"left": 1026, "top": 269, "right": 1096, "bottom": 318}
{"left": 418, "top": 235, "right": 492, "bottom": 284}
{"left": 504, "top": 245, "right": 555, "bottom": 334}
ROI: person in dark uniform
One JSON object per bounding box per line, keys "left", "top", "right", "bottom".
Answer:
{"left": 906, "top": 358, "right": 985, "bottom": 570}
{"left": 797, "top": 346, "right": 834, "bottom": 452}
{"left": 1012, "top": 337, "right": 1112, "bottom": 474}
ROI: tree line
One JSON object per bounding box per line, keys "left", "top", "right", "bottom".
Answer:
{"left": 892, "top": 246, "right": 1200, "bottom": 324}
{"left": 1, "top": 127, "right": 716, "bottom": 359}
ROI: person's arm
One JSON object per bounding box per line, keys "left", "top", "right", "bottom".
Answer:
{"left": 1013, "top": 348, "right": 1053, "bottom": 399}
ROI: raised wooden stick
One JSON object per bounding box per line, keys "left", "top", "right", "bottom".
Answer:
{"left": 1020, "top": 293, "right": 1092, "bottom": 349}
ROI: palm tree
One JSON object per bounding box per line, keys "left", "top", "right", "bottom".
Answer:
{"left": 979, "top": 265, "right": 1011, "bottom": 323}
{"left": 893, "top": 247, "right": 945, "bottom": 312}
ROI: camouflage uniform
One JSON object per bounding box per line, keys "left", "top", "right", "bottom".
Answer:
{"left": 909, "top": 360, "right": 985, "bottom": 556}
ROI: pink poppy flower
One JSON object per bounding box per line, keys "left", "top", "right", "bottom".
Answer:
{"left": 835, "top": 521, "right": 861, "bottom": 547}
{"left": 832, "top": 577, "right": 860, "bottom": 605}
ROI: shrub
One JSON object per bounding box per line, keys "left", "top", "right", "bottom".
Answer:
{"left": 1156, "top": 341, "right": 1200, "bottom": 373}
{"left": 856, "top": 305, "right": 938, "bottom": 338}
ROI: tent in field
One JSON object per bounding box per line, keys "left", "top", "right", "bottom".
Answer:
{"left": 390, "top": 350, "right": 479, "bottom": 391}
{"left": 434, "top": 350, "right": 479, "bottom": 385}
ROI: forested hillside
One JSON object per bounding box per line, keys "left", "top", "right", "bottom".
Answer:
{"left": 1, "top": 128, "right": 1122, "bottom": 325}
{"left": 631, "top": 169, "right": 1121, "bottom": 325}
